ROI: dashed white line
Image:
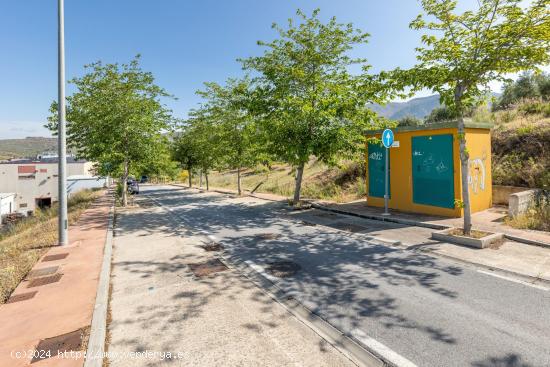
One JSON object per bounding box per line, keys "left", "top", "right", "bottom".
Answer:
{"left": 477, "top": 270, "right": 549, "bottom": 291}
{"left": 350, "top": 329, "right": 418, "bottom": 367}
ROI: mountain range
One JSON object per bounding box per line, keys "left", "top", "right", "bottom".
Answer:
{"left": 370, "top": 94, "right": 441, "bottom": 120}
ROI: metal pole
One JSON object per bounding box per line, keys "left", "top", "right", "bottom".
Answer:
{"left": 57, "top": 0, "right": 69, "bottom": 246}
{"left": 383, "top": 147, "right": 390, "bottom": 216}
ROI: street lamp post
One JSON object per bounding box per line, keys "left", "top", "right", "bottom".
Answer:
{"left": 57, "top": 0, "right": 69, "bottom": 246}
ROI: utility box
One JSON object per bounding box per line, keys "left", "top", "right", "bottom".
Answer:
{"left": 365, "top": 121, "right": 493, "bottom": 217}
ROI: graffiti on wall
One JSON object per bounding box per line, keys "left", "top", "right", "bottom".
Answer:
{"left": 468, "top": 152, "right": 487, "bottom": 194}
{"left": 369, "top": 152, "right": 383, "bottom": 161}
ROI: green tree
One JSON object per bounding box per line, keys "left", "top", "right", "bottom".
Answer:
{"left": 196, "top": 78, "right": 261, "bottom": 195}
{"left": 424, "top": 106, "right": 458, "bottom": 124}
{"left": 241, "top": 9, "right": 387, "bottom": 205}
{"left": 496, "top": 71, "right": 550, "bottom": 109}
{"left": 393, "top": 0, "right": 550, "bottom": 234}
{"left": 47, "top": 56, "right": 175, "bottom": 206}
{"left": 398, "top": 115, "right": 424, "bottom": 127}
{"left": 184, "top": 109, "right": 223, "bottom": 191}
{"left": 172, "top": 126, "right": 202, "bottom": 188}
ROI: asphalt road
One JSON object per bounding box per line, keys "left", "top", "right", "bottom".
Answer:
{"left": 142, "top": 185, "right": 550, "bottom": 367}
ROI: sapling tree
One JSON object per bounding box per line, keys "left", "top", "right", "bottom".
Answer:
{"left": 241, "top": 9, "right": 387, "bottom": 205}
{"left": 196, "top": 78, "right": 261, "bottom": 195}
{"left": 47, "top": 56, "right": 174, "bottom": 206}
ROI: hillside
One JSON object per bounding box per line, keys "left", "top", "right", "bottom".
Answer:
{"left": 195, "top": 101, "right": 549, "bottom": 203}
{"left": 0, "top": 137, "right": 57, "bottom": 160}
{"left": 370, "top": 95, "right": 441, "bottom": 120}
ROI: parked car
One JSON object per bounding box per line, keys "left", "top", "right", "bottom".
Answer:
{"left": 127, "top": 179, "right": 140, "bottom": 194}
{"left": 140, "top": 175, "right": 149, "bottom": 183}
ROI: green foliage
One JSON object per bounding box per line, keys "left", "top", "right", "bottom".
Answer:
{"left": 390, "top": 0, "right": 550, "bottom": 233}
{"left": 46, "top": 55, "right": 175, "bottom": 205}
{"left": 240, "top": 9, "right": 389, "bottom": 203}
{"left": 196, "top": 79, "right": 263, "bottom": 171}
{"left": 397, "top": 115, "right": 424, "bottom": 127}
{"left": 495, "top": 72, "right": 550, "bottom": 109}
{"left": 424, "top": 106, "right": 457, "bottom": 124}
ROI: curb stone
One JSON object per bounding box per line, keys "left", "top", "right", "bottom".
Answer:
{"left": 84, "top": 201, "right": 115, "bottom": 367}
{"left": 216, "top": 253, "right": 391, "bottom": 367}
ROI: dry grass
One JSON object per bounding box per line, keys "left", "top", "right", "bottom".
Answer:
{"left": 505, "top": 206, "right": 550, "bottom": 232}
{"left": 0, "top": 189, "right": 103, "bottom": 303}
{"left": 195, "top": 159, "right": 367, "bottom": 203}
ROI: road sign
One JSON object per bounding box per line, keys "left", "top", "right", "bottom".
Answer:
{"left": 382, "top": 129, "right": 394, "bottom": 149}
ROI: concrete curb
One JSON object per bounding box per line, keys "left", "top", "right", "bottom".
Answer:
{"left": 310, "top": 202, "right": 550, "bottom": 249}
{"left": 147, "top": 190, "right": 399, "bottom": 367}
{"left": 84, "top": 202, "right": 115, "bottom": 367}
{"left": 409, "top": 245, "right": 550, "bottom": 286}
{"left": 217, "top": 253, "right": 390, "bottom": 367}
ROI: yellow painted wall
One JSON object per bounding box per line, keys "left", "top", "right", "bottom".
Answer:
{"left": 463, "top": 128, "right": 493, "bottom": 213}
{"left": 365, "top": 126, "right": 492, "bottom": 217}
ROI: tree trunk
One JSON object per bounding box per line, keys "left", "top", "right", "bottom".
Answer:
{"left": 205, "top": 173, "right": 209, "bottom": 191}
{"left": 199, "top": 170, "right": 203, "bottom": 187}
{"left": 122, "top": 159, "right": 129, "bottom": 207}
{"left": 188, "top": 167, "right": 192, "bottom": 188}
{"left": 455, "top": 86, "right": 472, "bottom": 235}
{"left": 292, "top": 162, "right": 305, "bottom": 206}
{"left": 237, "top": 166, "right": 242, "bottom": 196}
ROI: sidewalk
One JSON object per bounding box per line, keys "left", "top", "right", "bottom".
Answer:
{"left": 0, "top": 192, "right": 112, "bottom": 367}
{"left": 318, "top": 201, "right": 550, "bottom": 247}
{"left": 108, "top": 197, "right": 356, "bottom": 367}
{"left": 173, "top": 184, "right": 550, "bottom": 284}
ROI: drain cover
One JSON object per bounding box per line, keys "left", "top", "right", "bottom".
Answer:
{"left": 6, "top": 291, "right": 37, "bottom": 304}
{"left": 266, "top": 261, "right": 301, "bottom": 278}
{"left": 31, "top": 328, "right": 85, "bottom": 363}
{"left": 188, "top": 259, "right": 227, "bottom": 277}
{"left": 27, "top": 266, "right": 59, "bottom": 279}
{"left": 27, "top": 273, "right": 63, "bottom": 288}
{"left": 330, "top": 222, "right": 366, "bottom": 233}
{"left": 42, "top": 253, "right": 69, "bottom": 262}
{"left": 201, "top": 242, "right": 224, "bottom": 252}
{"left": 255, "top": 233, "right": 281, "bottom": 240}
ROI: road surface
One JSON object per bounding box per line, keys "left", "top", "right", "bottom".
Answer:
{"left": 142, "top": 185, "right": 550, "bottom": 367}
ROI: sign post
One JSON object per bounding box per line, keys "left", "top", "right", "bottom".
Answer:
{"left": 382, "top": 129, "right": 394, "bottom": 216}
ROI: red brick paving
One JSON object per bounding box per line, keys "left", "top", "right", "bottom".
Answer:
{"left": 0, "top": 192, "right": 112, "bottom": 367}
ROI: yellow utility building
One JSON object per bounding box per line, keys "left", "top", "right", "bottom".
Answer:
{"left": 365, "top": 122, "right": 493, "bottom": 217}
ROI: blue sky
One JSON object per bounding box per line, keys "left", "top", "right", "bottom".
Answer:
{"left": 0, "top": 0, "right": 529, "bottom": 138}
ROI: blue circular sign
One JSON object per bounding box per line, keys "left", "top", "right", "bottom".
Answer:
{"left": 382, "top": 129, "right": 394, "bottom": 148}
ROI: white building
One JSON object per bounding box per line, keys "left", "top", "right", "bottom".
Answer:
{"left": 0, "top": 156, "right": 105, "bottom": 215}
{"left": 0, "top": 193, "right": 15, "bottom": 217}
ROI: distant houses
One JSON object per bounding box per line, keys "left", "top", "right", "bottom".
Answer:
{"left": 0, "top": 155, "right": 108, "bottom": 218}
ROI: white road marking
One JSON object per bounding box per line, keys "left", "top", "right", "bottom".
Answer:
{"left": 244, "top": 260, "right": 279, "bottom": 283}
{"left": 350, "top": 329, "right": 418, "bottom": 367}
{"left": 477, "top": 270, "right": 549, "bottom": 291}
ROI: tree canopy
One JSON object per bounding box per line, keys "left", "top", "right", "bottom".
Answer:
{"left": 47, "top": 55, "right": 175, "bottom": 205}
{"left": 241, "top": 9, "right": 388, "bottom": 204}
{"left": 391, "top": 0, "right": 550, "bottom": 233}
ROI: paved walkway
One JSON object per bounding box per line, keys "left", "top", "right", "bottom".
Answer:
{"left": 0, "top": 191, "right": 112, "bottom": 367}
{"left": 319, "top": 201, "right": 550, "bottom": 246}
{"left": 107, "top": 195, "right": 355, "bottom": 367}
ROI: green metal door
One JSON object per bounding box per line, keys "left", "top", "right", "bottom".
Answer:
{"left": 412, "top": 134, "right": 454, "bottom": 208}
{"left": 368, "top": 143, "right": 389, "bottom": 198}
